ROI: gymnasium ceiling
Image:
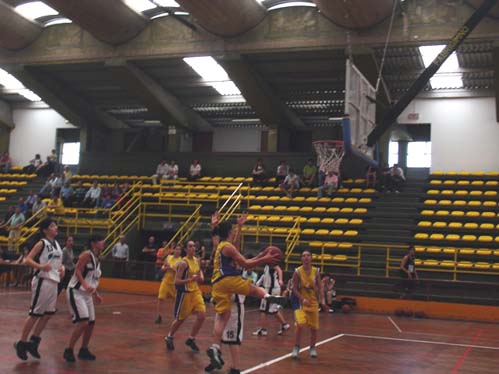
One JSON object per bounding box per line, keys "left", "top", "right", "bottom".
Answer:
{"left": 0, "top": 0, "right": 498, "bottom": 131}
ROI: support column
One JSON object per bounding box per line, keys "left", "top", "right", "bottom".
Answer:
{"left": 398, "top": 140, "right": 408, "bottom": 169}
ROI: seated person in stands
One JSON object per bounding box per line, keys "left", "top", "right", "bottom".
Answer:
{"left": 60, "top": 182, "right": 74, "bottom": 207}
{"left": 31, "top": 195, "right": 46, "bottom": 215}
{"left": 39, "top": 173, "right": 56, "bottom": 196}
{"left": 73, "top": 181, "right": 87, "bottom": 206}
{"left": 280, "top": 168, "right": 301, "bottom": 198}
{"left": 25, "top": 191, "right": 37, "bottom": 209}
{"left": 47, "top": 195, "right": 64, "bottom": 214}
{"left": 0, "top": 206, "right": 14, "bottom": 236}
{"left": 82, "top": 181, "right": 101, "bottom": 207}
{"left": 188, "top": 159, "right": 202, "bottom": 181}
{"left": 17, "top": 197, "right": 29, "bottom": 216}
{"left": 0, "top": 152, "right": 12, "bottom": 173}
{"left": 386, "top": 163, "right": 405, "bottom": 193}
{"left": 251, "top": 159, "right": 267, "bottom": 186}
{"left": 51, "top": 173, "right": 64, "bottom": 197}
{"left": 23, "top": 154, "right": 42, "bottom": 174}
{"left": 111, "top": 183, "right": 123, "bottom": 200}
{"left": 302, "top": 159, "right": 317, "bottom": 187}
{"left": 275, "top": 160, "right": 289, "bottom": 186}
{"left": 320, "top": 274, "right": 336, "bottom": 313}
{"left": 152, "top": 159, "right": 169, "bottom": 185}
{"left": 366, "top": 165, "right": 377, "bottom": 188}
{"left": 37, "top": 155, "right": 56, "bottom": 177}
{"left": 166, "top": 160, "right": 179, "bottom": 180}
{"left": 317, "top": 170, "right": 339, "bottom": 198}
{"left": 63, "top": 166, "right": 72, "bottom": 182}
{"left": 100, "top": 194, "right": 115, "bottom": 209}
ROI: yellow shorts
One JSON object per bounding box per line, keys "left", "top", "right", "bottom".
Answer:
{"left": 174, "top": 290, "right": 206, "bottom": 321}
{"left": 295, "top": 308, "right": 319, "bottom": 330}
{"left": 212, "top": 276, "right": 252, "bottom": 314}
{"left": 158, "top": 279, "right": 176, "bottom": 300}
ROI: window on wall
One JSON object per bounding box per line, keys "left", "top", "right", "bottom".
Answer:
{"left": 388, "top": 141, "right": 399, "bottom": 166}
{"left": 407, "top": 141, "right": 431, "bottom": 168}
{"left": 61, "top": 142, "right": 80, "bottom": 165}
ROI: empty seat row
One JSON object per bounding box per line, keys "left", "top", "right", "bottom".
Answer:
{"left": 417, "top": 221, "right": 499, "bottom": 230}
{"left": 248, "top": 205, "right": 368, "bottom": 215}
{"left": 426, "top": 189, "right": 498, "bottom": 197}
{"left": 429, "top": 179, "right": 499, "bottom": 187}
{"left": 420, "top": 210, "right": 499, "bottom": 218}
{"left": 308, "top": 241, "right": 354, "bottom": 250}
{"left": 248, "top": 195, "right": 372, "bottom": 204}
{"left": 242, "top": 226, "right": 359, "bottom": 237}
{"left": 423, "top": 199, "right": 498, "bottom": 207}
{"left": 414, "top": 233, "right": 499, "bottom": 242}
{"left": 431, "top": 171, "right": 499, "bottom": 177}
{"left": 415, "top": 258, "right": 499, "bottom": 271}
{"left": 247, "top": 215, "right": 363, "bottom": 225}
{"left": 414, "top": 246, "right": 499, "bottom": 256}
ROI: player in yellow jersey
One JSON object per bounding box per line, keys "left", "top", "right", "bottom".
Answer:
{"left": 154, "top": 243, "right": 182, "bottom": 324}
{"left": 291, "top": 250, "right": 327, "bottom": 359}
{"left": 206, "top": 215, "right": 283, "bottom": 372}
{"left": 164, "top": 240, "right": 206, "bottom": 352}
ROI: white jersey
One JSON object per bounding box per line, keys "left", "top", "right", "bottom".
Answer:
{"left": 69, "top": 250, "right": 101, "bottom": 291}
{"left": 256, "top": 265, "right": 280, "bottom": 291}
{"left": 35, "top": 238, "right": 63, "bottom": 283}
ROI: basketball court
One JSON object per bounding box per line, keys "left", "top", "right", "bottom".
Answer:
{"left": 2, "top": 288, "right": 498, "bottom": 374}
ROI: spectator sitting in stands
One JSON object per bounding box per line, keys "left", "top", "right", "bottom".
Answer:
{"left": 251, "top": 159, "right": 267, "bottom": 186}
{"left": 366, "top": 165, "right": 377, "bottom": 188}
{"left": 25, "top": 191, "right": 37, "bottom": 209}
{"left": 63, "top": 166, "right": 72, "bottom": 183}
{"left": 275, "top": 160, "right": 289, "bottom": 187}
{"left": 166, "top": 160, "right": 178, "bottom": 180}
{"left": 111, "top": 183, "right": 122, "bottom": 200}
{"left": 317, "top": 170, "right": 339, "bottom": 198}
{"left": 51, "top": 173, "right": 64, "bottom": 197}
{"left": 100, "top": 194, "right": 115, "bottom": 209}
{"left": 188, "top": 159, "right": 202, "bottom": 181}
{"left": 0, "top": 152, "right": 12, "bottom": 173}
{"left": 82, "top": 181, "right": 101, "bottom": 207}
{"left": 0, "top": 206, "right": 15, "bottom": 236}
{"left": 280, "top": 168, "right": 301, "bottom": 198}
{"left": 302, "top": 158, "right": 317, "bottom": 187}
{"left": 31, "top": 195, "right": 46, "bottom": 216}
{"left": 3, "top": 206, "right": 25, "bottom": 251}
{"left": 37, "top": 155, "right": 55, "bottom": 177}
{"left": 320, "top": 274, "right": 336, "bottom": 313}
{"left": 47, "top": 195, "right": 64, "bottom": 214}
{"left": 39, "top": 173, "right": 56, "bottom": 196}
{"left": 23, "top": 154, "right": 42, "bottom": 174}
{"left": 152, "top": 159, "right": 169, "bottom": 185}
{"left": 16, "top": 197, "right": 28, "bottom": 216}
{"left": 60, "top": 182, "right": 74, "bottom": 207}
{"left": 73, "top": 181, "right": 87, "bottom": 206}
{"left": 387, "top": 163, "right": 405, "bottom": 193}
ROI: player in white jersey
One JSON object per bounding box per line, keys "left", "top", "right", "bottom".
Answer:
{"left": 253, "top": 264, "right": 290, "bottom": 336}
{"left": 63, "top": 235, "right": 104, "bottom": 362}
{"left": 14, "top": 218, "right": 64, "bottom": 361}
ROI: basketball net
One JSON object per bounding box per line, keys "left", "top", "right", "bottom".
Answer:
{"left": 313, "top": 141, "right": 345, "bottom": 174}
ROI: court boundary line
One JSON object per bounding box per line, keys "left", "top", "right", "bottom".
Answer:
{"left": 451, "top": 329, "right": 482, "bottom": 374}
{"left": 344, "top": 333, "right": 499, "bottom": 350}
{"left": 387, "top": 316, "right": 402, "bottom": 333}
{"left": 241, "top": 333, "right": 344, "bottom": 374}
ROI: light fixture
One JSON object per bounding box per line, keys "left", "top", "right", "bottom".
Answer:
{"left": 0, "top": 68, "right": 24, "bottom": 90}
{"left": 17, "top": 89, "right": 42, "bottom": 102}
{"left": 44, "top": 18, "right": 72, "bottom": 27}
{"left": 232, "top": 118, "right": 260, "bottom": 122}
{"left": 429, "top": 74, "right": 463, "bottom": 89}
{"left": 173, "top": 11, "right": 189, "bottom": 15}
{"left": 150, "top": 12, "right": 169, "bottom": 19}
{"left": 418, "top": 45, "right": 459, "bottom": 73}
{"left": 15, "top": 1, "right": 58, "bottom": 21}
{"left": 268, "top": 2, "right": 317, "bottom": 11}
{"left": 123, "top": 0, "right": 157, "bottom": 13}
{"left": 153, "top": 0, "right": 180, "bottom": 6}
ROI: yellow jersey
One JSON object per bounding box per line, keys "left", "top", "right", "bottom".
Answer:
{"left": 164, "top": 255, "right": 182, "bottom": 285}
{"left": 212, "top": 240, "right": 242, "bottom": 284}
{"left": 177, "top": 256, "right": 201, "bottom": 293}
{"left": 296, "top": 265, "right": 320, "bottom": 311}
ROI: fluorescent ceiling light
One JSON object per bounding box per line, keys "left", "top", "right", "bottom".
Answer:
{"left": 15, "top": 1, "right": 58, "bottom": 20}
{"left": 17, "top": 89, "right": 42, "bottom": 102}
{"left": 150, "top": 12, "right": 170, "bottom": 20}
{"left": 0, "top": 68, "right": 24, "bottom": 90}
{"left": 44, "top": 18, "right": 72, "bottom": 27}
{"left": 174, "top": 11, "right": 189, "bottom": 15}
{"left": 232, "top": 118, "right": 260, "bottom": 122}
{"left": 430, "top": 74, "right": 463, "bottom": 89}
{"left": 154, "top": 0, "right": 180, "bottom": 6}
{"left": 211, "top": 81, "right": 242, "bottom": 96}
{"left": 124, "top": 0, "right": 157, "bottom": 13}
{"left": 419, "top": 45, "right": 459, "bottom": 73}
{"left": 268, "top": 2, "right": 317, "bottom": 11}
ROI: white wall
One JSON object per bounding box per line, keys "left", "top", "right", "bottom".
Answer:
{"left": 398, "top": 97, "right": 499, "bottom": 172}
{"left": 10, "top": 108, "right": 76, "bottom": 166}
{"left": 212, "top": 127, "right": 261, "bottom": 152}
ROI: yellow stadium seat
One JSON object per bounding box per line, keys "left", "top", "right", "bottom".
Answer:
{"left": 494, "top": 250, "right": 499, "bottom": 256}
{"left": 327, "top": 207, "right": 340, "bottom": 213}
{"left": 274, "top": 206, "right": 287, "bottom": 211}
{"left": 455, "top": 190, "right": 468, "bottom": 196}
{"left": 340, "top": 208, "right": 354, "bottom": 213}
{"left": 335, "top": 218, "right": 348, "bottom": 225}
{"left": 262, "top": 205, "right": 274, "bottom": 210}
{"left": 484, "top": 191, "right": 498, "bottom": 197}
{"left": 320, "top": 254, "right": 333, "bottom": 261}
{"left": 439, "top": 200, "right": 452, "bottom": 206}
{"left": 268, "top": 196, "right": 280, "bottom": 201}
{"left": 430, "top": 180, "right": 442, "bottom": 185}
{"left": 478, "top": 235, "right": 493, "bottom": 242}
{"left": 307, "top": 217, "right": 321, "bottom": 224}
{"left": 432, "top": 221, "right": 447, "bottom": 228}
{"left": 446, "top": 234, "right": 460, "bottom": 241}
{"left": 321, "top": 218, "right": 335, "bottom": 224}
{"left": 426, "top": 247, "right": 441, "bottom": 253}
{"left": 300, "top": 187, "right": 312, "bottom": 193}
{"left": 337, "top": 188, "right": 349, "bottom": 193}
{"left": 480, "top": 212, "right": 495, "bottom": 218}
{"left": 465, "top": 211, "right": 480, "bottom": 218}
{"left": 475, "top": 262, "right": 491, "bottom": 270}
{"left": 450, "top": 210, "right": 465, "bottom": 217}
{"left": 448, "top": 222, "right": 463, "bottom": 229}
{"left": 480, "top": 223, "right": 494, "bottom": 230}
{"left": 457, "top": 261, "right": 473, "bottom": 269}
{"left": 462, "top": 235, "right": 477, "bottom": 242}
{"left": 354, "top": 208, "right": 367, "bottom": 214}
{"left": 427, "top": 190, "right": 439, "bottom": 195}
{"left": 492, "top": 263, "right": 499, "bottom": 270}
{"left": 287, "top": 206, "right": 300, "bottom": 212}
{"left": 293, "top": 197, "right": 305, "bottom": 202}
{"left": 469, "top": 191, "right": 483, "bottom": 197}
{"left": 301, "top": 229, "right": 315, "bottom": 235}
{"left": 460, "top": 248, "right": 474, "bottom": 255}
{"left": 338, "top": 243, "right": 353, "bottom": 249}
{"left": 332, "top": 197, "right": 345, "bottom": 203}
{"left": 430, "top": 233, "right": 444, "bottom": 240}
{"left": 333, "top": 255, "right": 348, "bottom": 261}
{"left": 324, "top": 242, "right": 338, "bottom": 249}
{"left": 316, "top": 229, "right": 329, "bottom": 236}
{"left": 423, "top": 259, "right": 439, "bottom": 267}
{"left": 344, "top": 230, "right": 358, "bottom": 237}
{"left": 468, "top": 201, "right": 481, "bottom": 207}
{"left": 432, "top": 171, "right": 444, "bottom": 176}
{"left": 300, "top": 207, "right": 313, "bottom": 213}
{"left": 414, "top": 233, "right": 429, "bottom": 239}
{"left": 483, "top": 201, "right": 497, "bottom": 207}
{"left": 471, "top": 180, "right": 484, "bottom": 186}
{"left": 359, "top": 198, "right": 372, "bottom": 204}
{"left": 309, "top": 241, "right": 323, "bottom": 248}
{"left": 255, "top": 195, "right": 268, "bottom": 201}
{"left": 349, "top": 219, "right": 363, "bottom": 225}
{"left": 485, "top": 180, "right": 498, "bottom": 186}
{"left": 345, "top": 198, "right": 358, "bottom": 204}
{"left": 274, "top": 228, "right": 288, "bottom": 235}
{"left": 351, "top": 188, "right": 362, "bottom": 193}
{"left": 314, "top": 207, "right": 327, "bottom": 213}
{"left": 440, "top": 260, "right": 455, "bottom": 268}
{"left": 280, "top": 196, "right": 291, "bottom": 202}
{"left": 477, "top": 249, "right": 492, "bottom": 256}
{"left": 280, "top": 216, "right": 294, "bottom": 223}
{"left": 267, "top": 216, "right": 281, "bottom": 222}
{"left": 443, "top": 180, "right": 456, "bottom": 185}
{"left": 330, "top": 230, "right": 344, "bottom": 236}
{"left": 318, "top": 197, "right": 331, "bottom": 203}
{"left": 414, "top": 246, "right": 425, "bottom": 253}
{"left": 421, "top": 210, "right": 434, "bottom": 216}
{"left": 415, "top": 259, "right": 423, "bottom": 266}
{"left": 435, "top": 210, "right": 449, "bottom": 216}
{"left": 457, "top": 180, "right": 470, "bottom": 186}
{"left": 464, "top": 222, "right": 478, "bottom": 229}
{"left": 424, "top": 200, "right": 437, "bottom": 205}
{"left": 443, "top": 247, "right": 456, "bottom": 254}
{"left": 306, "top": 197, "right": 318, "bottom": 203}
{"left": 441, "top": 190, "right": 453, "bottom": 195}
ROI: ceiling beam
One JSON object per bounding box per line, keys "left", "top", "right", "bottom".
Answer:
{"left": 176, "top": 0, "right": 266, "bottom": 37}
{"left": 43, "top": 0, "right": 147, "bottom": 45}
{"left": 6, "top": 65, "right": 128, "bottom": 130}
{"left": 0, "top": 1, "right": 41, "bottom": 50}
{"left": 106, "top": 60, "right": 212, "bottom": 131}
{"left": 0, "top": 98, "right": 14, "bottom": 129}
{"left": 219, "top": 56, "right": 306, "bottom": 129}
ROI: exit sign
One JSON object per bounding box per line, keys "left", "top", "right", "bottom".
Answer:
{"left": 408, "top": 113, "right": 419, "bottom": 120}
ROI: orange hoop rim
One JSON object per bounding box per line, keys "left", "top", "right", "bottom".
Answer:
{"left": 312, "top": 140, "right": 344, "bottom": 147}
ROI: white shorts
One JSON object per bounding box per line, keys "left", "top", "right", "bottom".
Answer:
{"left": 221, "top": 294, "right": 245, "bottom": 345}
{"left": 68, "top": 288, "right": 95, "bottom": 324}
{"left": 29, "top": 276, "right": 58, "bottom": 317}
{"left": 259, "top": 287, "right": 281, "bottom": 314}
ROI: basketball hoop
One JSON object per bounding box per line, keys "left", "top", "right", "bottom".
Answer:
{"left": 313, "top": 140, "right": 344, "bottom": 174}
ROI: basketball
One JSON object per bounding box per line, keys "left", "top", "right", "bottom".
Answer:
{"left": 265, "top": 246, "right": 283, "bottom": 260}
{"left": 341, "top": 304, "right": 352, "bottom": 313}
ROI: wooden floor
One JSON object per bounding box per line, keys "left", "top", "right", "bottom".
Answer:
{"left": 1, "top": 288, "right": 499, "bottom": 374}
